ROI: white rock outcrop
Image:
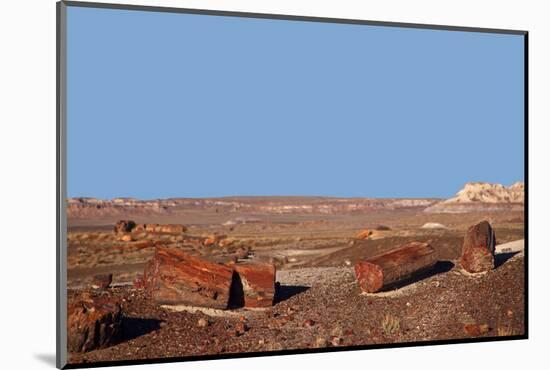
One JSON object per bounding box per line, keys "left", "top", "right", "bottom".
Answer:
{"left": 424, "top": 182, "right": 524, "bottom": 213}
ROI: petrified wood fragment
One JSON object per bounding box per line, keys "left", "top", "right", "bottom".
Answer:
{"left": 144, "top": 247, "right": 235, "bottom": 309}
{"left": 233, "top": 262, "right": 276, "bottom": 308}
{"left": 91, "top": 273, "right": 112, "bottom": 290}
{"left": 140, "top": 223, "right": 187, "bottom": 235}
{"left": 460, "top": 221, "right": 496, "bottom": 273}
{"left": 114, "top": 220, "right": 136, "bottom": 234}
{"left": 67, "top": 294, "right": 122, "bottom": 353}
{"left": 354, "top": 242, "right": 437, "bottom": 293}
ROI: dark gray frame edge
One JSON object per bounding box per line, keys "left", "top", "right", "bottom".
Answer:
{"left": 61, "top": 0, "right": 527, "bottom": 35}
{"left": 57, "top": 1, "right": 68, "bottom": 369}
{"left": 56, "top": 1, "right": 528, "bottom": 369}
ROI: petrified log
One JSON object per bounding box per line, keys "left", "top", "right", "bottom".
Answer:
{"left": 142, "top": 224, "right": 186, "bottom": 234}
{"left": 133, "top": 224, "right": 147, "bottom": 233}
{"left": 354, "top": 242, "right": 437, "bottom": 293}
{"left": 460, "top": 221, "right": 496, "bottom": 273}
{"left": 233, "top": 262, "right": 276, "bottom": 308}
{"left": 91, "top": 273, "right": 112, "bottom": 290}
{"left": 355, "top": 229, "right": 373, "bottom": 240}
{"left": 114, "top": 220, "right": 136, "bottom": 234}
{"left": 67, "top": 294, "right": 122, "bottom": 353}
{"left": 144, "top": 247, "right": 235, "bottom": 309}
{"left": 145, "top": 224, "right": 158, "bottom": 233}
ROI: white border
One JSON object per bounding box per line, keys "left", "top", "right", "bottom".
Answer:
{"left": 2, "top": 1, "right": 548, "bottom": 369}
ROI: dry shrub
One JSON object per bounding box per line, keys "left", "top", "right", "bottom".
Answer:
{"left": 497, "top": 322, "right": 516, "bottom": 336}
{"left": 381, "top": 314, "right": 400, "bottom": 336}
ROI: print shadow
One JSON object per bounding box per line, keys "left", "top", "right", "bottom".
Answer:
{"left": 120, "top": 317, "right": 163, "bottom": 342}
{"left": 274, "top": 282, "right": 310, "bottom": 304}
{"left": 33, "top": 353, "right": 56, "bottom": 367}
{"left": 228, "top": 271, "right": 245, "bottom": 309}
{"left": 495, "top": 251, "right": 520, "bottom": 268}
{"left": 380, "top": 260, "right": 455, "bottom": 292}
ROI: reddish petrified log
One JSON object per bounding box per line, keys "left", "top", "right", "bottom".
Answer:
{"left": 354, "top": 242, "right": 437, "bottom": 293}
{"left": 233, "top": 262, "right": 276, "bottom": 308}
{"left": 460, "top": 221, "right": 496, "bottom": 273}
{"left": 91, "top": 273, "right": 112, "bottom": 290}
{"left": 158, "top": 224, "right": 187, "bottom": 234}
{"left": 145, "top": 224, "right": 158, "bottom": 233}
{"left": 67, "top": 294, "right": 122, "bottom": 353}
{"left": 141, "top": 223, "right": 186, "bottom": 235}
{"left": 133, "top": 224, "right": 146, "bottom": 233}
{"left": 114, "top": 220, "right": 136, "bottom": 234}
{"left": 144, "top": 247, "right": 235, "bottom": 309}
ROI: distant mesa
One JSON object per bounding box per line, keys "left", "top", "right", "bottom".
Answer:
{"left": 66, "top": 182, "right": 524, "bottom": 219}
{"left": 67, "top": 196, "right": 439, "bottom": 219}
{"left": 424, "top": 182, "right": 524, "bottom": 213}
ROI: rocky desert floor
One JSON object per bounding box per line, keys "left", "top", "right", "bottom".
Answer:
{"left": 66, "top": 207, "right": 525, "bottom": 365}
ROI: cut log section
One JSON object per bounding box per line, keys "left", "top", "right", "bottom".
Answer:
{"left": 233, "top": 262, "right": 276, "bottom": 308}
{"left": 354, "top": 242, "right": 437, "bottom": 293}
{"left": 67, "top": 294, "right": 122, "bottom": 353}
{"left": 144, "top": 246, "right": 235, "bottom": 309}
{"left": 460, "top": 221, "right": 496, "bottom": 273}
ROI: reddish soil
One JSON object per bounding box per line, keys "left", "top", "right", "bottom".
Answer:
{"left": 66, "top": 205, "right": 525, "bottom": 366}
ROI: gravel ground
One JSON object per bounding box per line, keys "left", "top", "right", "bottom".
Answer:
{"left": 68, "top": 252, "right": 525, "bottom": 365}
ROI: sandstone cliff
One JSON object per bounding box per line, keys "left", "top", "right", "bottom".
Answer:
{"left": 424, "top": 182, "right": 524, "bottom": 213}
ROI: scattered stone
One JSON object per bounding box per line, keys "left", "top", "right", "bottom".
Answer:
{"left": 235, "top": 321, "right": 249, "bottom": 336}
{"left": 304, "top": 319, "right": 315, "bottom": 327}
{"left": 331, "top": 337, "right": 343, "bottom": 346}
{"left": 91, "top": 274, "right": 112, "bottom": 290}
{"left": 460, "top": 221, "right": 496, "bottom": 273}
{"left": 203, "top": 236, "right": 216, "bottom": 247}
{"left": 197, "top": 317, "right": 209, "bottom": 328}
{"left": 354, "top": 242, "right": 437, "bottom": 293}
{"left": 463, "top": 323, "right": 490, "bottom": 336}
{"left": 67, "top": 294, "right": 122, "bottom": 353}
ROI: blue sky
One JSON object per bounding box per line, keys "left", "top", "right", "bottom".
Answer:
{"left": 67, "top": 6, "right": 524, "bottom": 199}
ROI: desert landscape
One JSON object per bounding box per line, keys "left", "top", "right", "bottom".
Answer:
{"left": 66, "top": 182, "right": 525, "bottom": 365}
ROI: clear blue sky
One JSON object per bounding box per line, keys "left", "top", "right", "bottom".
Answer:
{"left": 67, "top": 6, "right": 524, "bottom": 199}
